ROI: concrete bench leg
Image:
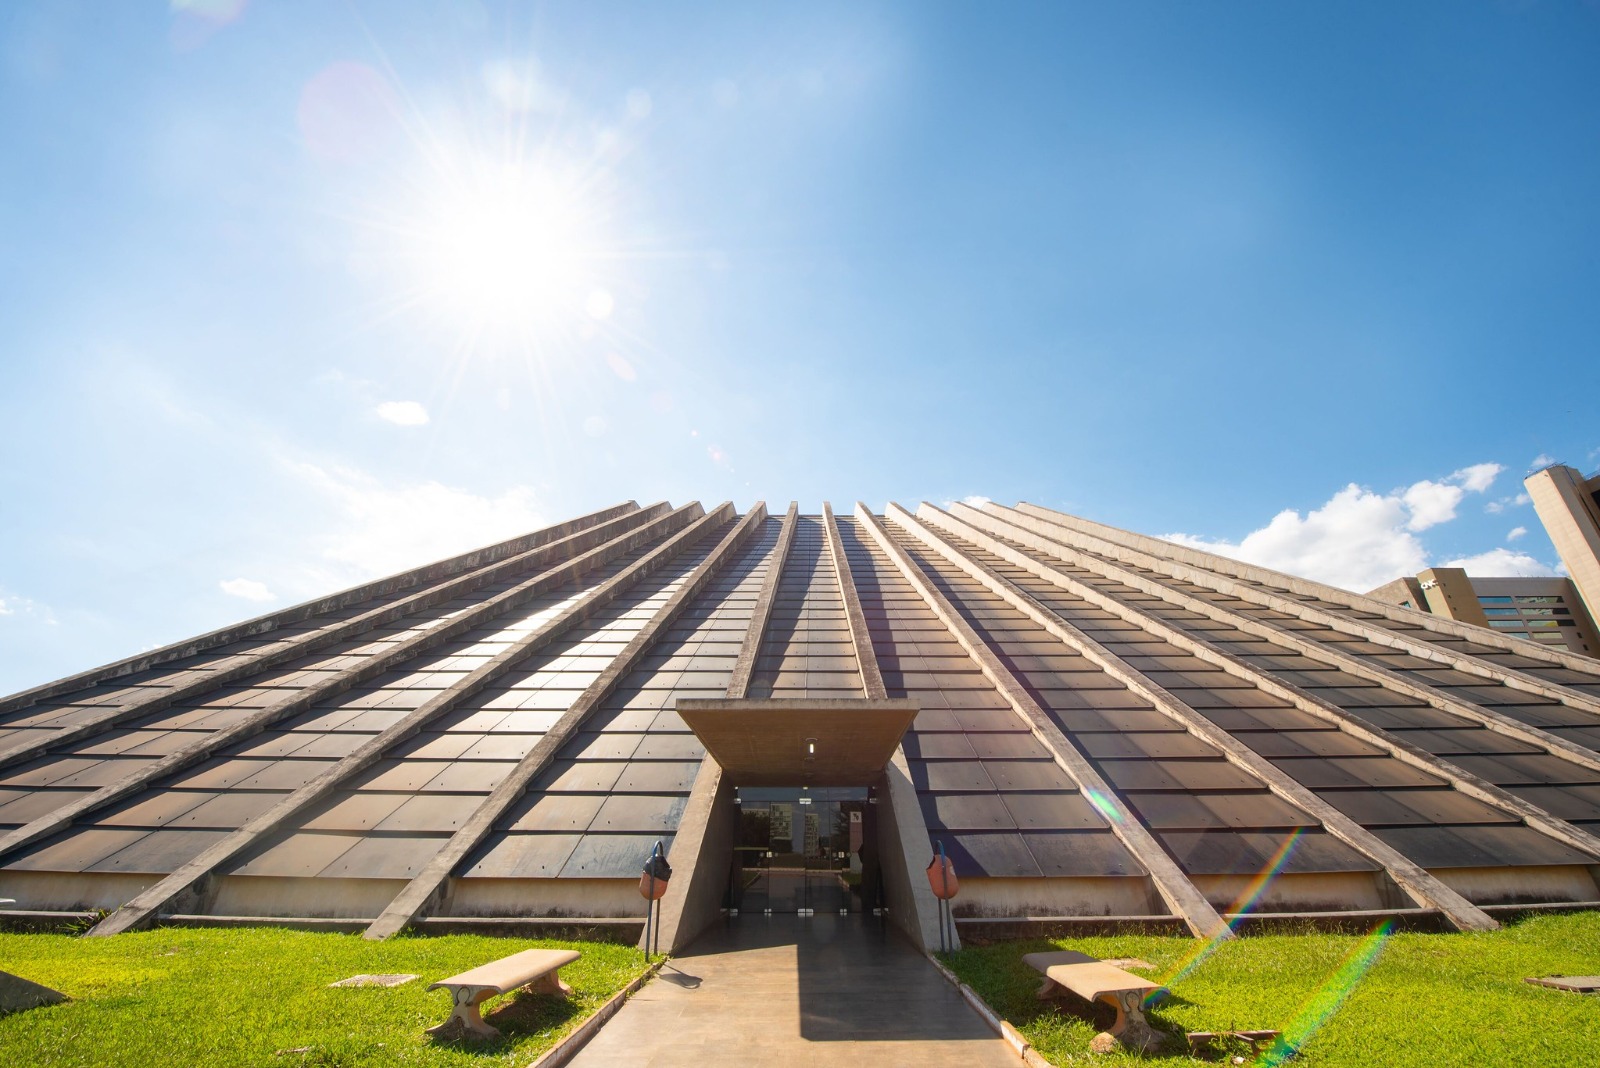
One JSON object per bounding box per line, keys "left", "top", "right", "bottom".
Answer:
{"left": 1089, "top": 990, "right": 1161, "bottom": 1055}
{"left": 428, "top": 984, "right": 505, "bottom": 1041}
{"left": 526, "top": 970, "right": 574, "bottom": 998}
{"left": 426, "top": 971, "right": 573, "bottom": 1042}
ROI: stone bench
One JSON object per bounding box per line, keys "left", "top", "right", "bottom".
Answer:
{"left": 426, "top": 947, "right": 580, "bottom": 1041}
{"left": 1022, "top": 950, "right": 1164, "bottom": 1053}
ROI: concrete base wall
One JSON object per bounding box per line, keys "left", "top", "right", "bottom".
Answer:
{"left": 659, "top": 767, "right": 737, "bottom": 953}
{"left": 1194, "top": 871, "right": 1388, "bottom": 913}
{"left": 211, "top": 876, "right": 403, "bottom": 919}
{"left": 444, "top": 877, "right": 645, "bottom": 918}
{"left": 0, "top": 871, "right": 154, "bottom": 912}
{"left": 950, "top": 875, "right": 1162, "bottom": 918}
{"left": 878, "top": 761, "right": 950, "bottom": 950}
{"left": 1430, "top": 865, "right": 1600, "bottom": 905}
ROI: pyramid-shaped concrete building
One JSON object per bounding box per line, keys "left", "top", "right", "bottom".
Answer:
{"left": 3, "top": 500, "right": 1598, "bottom": 950}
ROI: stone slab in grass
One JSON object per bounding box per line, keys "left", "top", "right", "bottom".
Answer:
{"left": 1525, "top": 975, "right": 1600, "bottom": 993}
{"left": 328, "top": 974, "right": 419, "bottom": 988}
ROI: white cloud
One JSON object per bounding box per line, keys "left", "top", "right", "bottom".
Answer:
{"left": 1402, "top": 480, "right": 1464, "bottom": 532}
{"left": 285, "top": 461, "right": 549, "bottom": 580}
{"left": 0, "top": 590, "right": 56, "bottom": 625}
{"left": 1507, "top": 526, "right": 1528, "bottom": 541}
{"left": 1530, "top": 453, "right": 1556, "bottom": 470}
{"left": 219, "top": 578, "right": 276, "bottom": 602}
{"left": 1159, "top": 461, "right": 1508, "bottom": 592}
{"left": 1452, "top": 462, "right": 1501, "bottom": 493}
{"left": 375, "top": 400, "right": 429, "bottom": 426}
{"left": 1443, "top": 548, "right": 1557, "bottom": 578}
{"left": 1164, "top": 484, "right": 1428, "bottom": 592}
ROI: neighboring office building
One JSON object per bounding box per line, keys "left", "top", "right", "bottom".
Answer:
{"left": 1526, "top": 463, "right": 1600, "bottom": 631}
{"left": 1367, "top": 568, "right": 1600, "bottom": 658}
{"left": 4, "top": 499, "right": 1600, "bottom": 952}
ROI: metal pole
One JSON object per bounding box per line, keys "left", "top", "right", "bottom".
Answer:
{"left": 645, "top": 870, "right": 655, "bottom": 962}
{"left": 937, "top": 840, "right": 948, "bottom": 953}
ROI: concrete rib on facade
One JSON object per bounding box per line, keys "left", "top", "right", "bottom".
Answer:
{"left": 2, "top": 499, "right": 1599, "bottom": 948}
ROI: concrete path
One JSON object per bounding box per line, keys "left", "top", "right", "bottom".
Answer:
{"left": 566, "top": 914, "right": 1018, "bottom": 1067}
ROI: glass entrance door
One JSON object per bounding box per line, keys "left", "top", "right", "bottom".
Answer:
{"left": 733, "top": 788, "right": 871, "bottom": 915}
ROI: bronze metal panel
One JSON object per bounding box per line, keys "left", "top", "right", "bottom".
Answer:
{"left": 459, "top": 832, "right": 583, "bottom": 878}
{"left": 0, "top": 789, "right": 93, "bottom": 827}
{"left": 349, "top": 760, "right": 454, "bottom": 792}
{"left": 1388, "top": 728, "right": 1543, "bottom": 756}
{"left": 89, "top": 829, "right": 233, "bottom": 874}
{"left": 559, "top": 833, "right": 678, "bottom": 878}
{"left": 1272, "top": 756, "right": 1444, "bottom": 790}
{"left": 966, "top": 733, "right": 1052, "bottom": 760}
{"left": 420, "top": 761, "right": 516, "bottom": 793}
{"left": 910, "top": 761, "right": 995, "bottom": 792}
{"left": 1001, "top": 792, "right": 1107, "bottom": 831}
{"left": 951, "top": 708, "right": 1028, "bottom": 732}
{"left": 1195, "top": 706, "right": 1327, "bottom": 732}
{"left": 1318, "top": 788, "right": 1516, "bottom": 826}
{"left": 303, "top": 793, "right": 410, "bottom": 831}
{"left": 1376, "top": 825, "right": 1597, "bottom": 868}
{"left": 981, "top": 760, "right": 1077, "bottom": 792}
{"left": 167, "top": 791, "right": 285, "bottom": 829}
{"left": 941, "top": 831, "right": 1043, "bottom": 878}
{"left": 569, "top": 733, "right": 644, "bottom": 761}
{"left": 2, "top": 828, "right": 147, "bottom": 872}
{"left": 919, "top": 792, "right": 1017, "bottom": 832}
{"left": 612, "top": 761, "right": 700, "bottom": 793}
{"left": 1241, "top": 732, "right": 1384, "bottom": 759}
{"left": 1049, "top": 708, "right": 1176, "bottom": 732}
{"left": 1350, "top": 705, "right": 1474, "bottom": 731}
{"left": 631, "top": 734, "right": 706, "bottom": 761}
{"left": 227, "top": 832, "right": 361, "bottom": 877}
{"left": 1023, "top": 831, "right": 1146, "bottom": 877}
{"left": 1492, "top": 704, "right": 1598, "bottom": 729}
{"left": 588, "top": 794, "right": 689, "bottom": 834}
{"left": 1160, "top": 830, "right": 1377, "bottom": 875}
{"left": 1127, "top": 791, "right": 1312, "bottom": 830}
{"left": 1100, "top": 759, "right": 1261, "bottom": 792}
{"left": 901, "top": 732, "right": 979, "bottom": 759}
{"left": 94, "top": 790, "right": 215, "bottom": 828}
{"left": 1508, "top": 784, "right": 1600, "bottom": 822}
{"left": 233, "top": 760, "right": 331, "bottom": 791}
{"left": 0, "top": 757, "right": 108, "bottom": 788}
{"left": 1448, "top": 753, "right": 1600, "bottom": 786}
{"left": 169, "top": 759, "right": 279, "bottom": 790}
{"left": 373, "top": 794, "right": 485, "bottom": 833}
{"left": 502, "top": 792, "right": 608, "bottom": 832}
{"left": 676, "top": 698, "right": 920, "bottom": 787}
{"left": 1078, "top": 733, "right": 1218, "bottom": 760}
{"left": 533, "top": 760, "right": 628, "bottom": 794}
{"left": 319, "top": 835, "right": 445, "bottom": 879}
{"left": 459, "top": 733, "right": 545, "bottom": 761}
{"left": 1547, "top": 726, "right": 1600, "bottom": 751}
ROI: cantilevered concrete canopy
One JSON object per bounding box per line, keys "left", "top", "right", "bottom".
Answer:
{"left": 675, "top": 698, "right": 919, "bottom": 786}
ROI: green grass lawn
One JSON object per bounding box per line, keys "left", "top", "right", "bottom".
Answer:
{"left": 942, "top": 913, "right": 1600, "bottom": 1066}
{"left": 0, "top": 927, "right": 647, "bottom": 1068}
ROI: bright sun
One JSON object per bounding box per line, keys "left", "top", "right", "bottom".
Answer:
{"left": 401, "top": 160, "right": 612, "bottom": 340}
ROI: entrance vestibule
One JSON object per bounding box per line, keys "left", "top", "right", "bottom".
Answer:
{"left": 731, "top": 787, "right": 878, "bottom": 916}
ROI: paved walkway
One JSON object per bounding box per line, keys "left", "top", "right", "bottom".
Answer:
{"left": 566, "top": 914, "right": 1017, "bottom": 1067}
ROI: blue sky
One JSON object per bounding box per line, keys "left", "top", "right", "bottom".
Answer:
{"left": 2, "top": 1, "right": 1598, "bottom": 694}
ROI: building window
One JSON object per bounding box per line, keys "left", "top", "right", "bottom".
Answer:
{"left": 1478, "top": 596, "right": 1514, "bottom": 604}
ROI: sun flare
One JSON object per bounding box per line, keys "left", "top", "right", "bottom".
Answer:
{"left": 416, "top": 164, "right": 600, "bottom": 334}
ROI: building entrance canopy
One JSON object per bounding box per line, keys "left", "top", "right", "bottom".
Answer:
{"left": 675, "top": 698, "right": 919, "bottom": 786}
